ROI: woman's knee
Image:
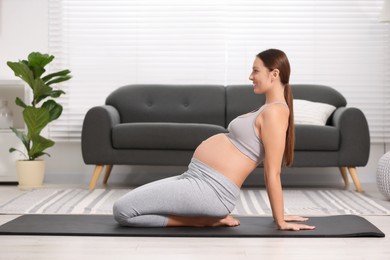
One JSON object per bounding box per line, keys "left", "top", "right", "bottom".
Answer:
{"left": 112, "top": 200, "right": 125, "bottom": 225}
{"left": 112, "top": 198, "right": 138, "bottom": 226}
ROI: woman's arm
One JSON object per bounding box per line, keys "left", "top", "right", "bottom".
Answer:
{"left": 260, "top": 105, "right": 315, "bottom": 231}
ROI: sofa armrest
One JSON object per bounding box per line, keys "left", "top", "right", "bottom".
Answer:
{"left": 81, "top": 105, "right": 120, "bottom": 165}
{"left": 331, "top": 107, "right": 370, "bottom": 166}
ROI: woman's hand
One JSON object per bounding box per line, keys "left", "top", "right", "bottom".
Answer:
{"left": 276, "top": 215, "right": 316, "bottom": 231}
{"left": 277, "top": 221, "right": 316, "bottom": 231}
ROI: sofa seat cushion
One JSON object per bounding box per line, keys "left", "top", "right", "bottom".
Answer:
{"left": 112, "top": 123, "right": 228, "bottom": 150}
{"left": 295, "top": 125, "right": 340, "bottom": 151}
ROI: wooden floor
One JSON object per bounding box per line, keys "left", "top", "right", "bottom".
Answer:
{"left": 0, "top": 183, "right": 389, "bottom": 260}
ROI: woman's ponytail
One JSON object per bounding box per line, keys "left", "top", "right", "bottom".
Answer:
{"left": 283, "top": 83, "right": 294, "bottom": 166}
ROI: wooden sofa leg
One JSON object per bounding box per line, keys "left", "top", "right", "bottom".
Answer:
{"left": 89, "top": 165, "right": 104, "bottom": 190}
{"left": 103, "top": 165, "right": 113, "bottom": 185}
{"left": 347, "top": 167, "right": 363, "bottom": 193}
{"left": 339, "top": 167, "right": 350, "bottom": 189}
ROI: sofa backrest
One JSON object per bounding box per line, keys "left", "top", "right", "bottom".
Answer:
{"left": 225, "top": 85, "right": 266, "bottom": 126}
{"left": 292, "top": 84, "right": 347, "bottom": 107}
{"left": 106, "top": 84, "right": 226, "bottom": 126}
{"left": 226, "top": 84, "right": 347, "bottom": 127}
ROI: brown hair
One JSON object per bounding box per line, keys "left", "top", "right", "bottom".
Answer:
{"left": 257, "top": 49, "right": 295, "bottom": 167}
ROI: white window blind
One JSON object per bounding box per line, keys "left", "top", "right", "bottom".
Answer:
{"left": 48, "top": 0, "right": 390, "bottom": 143}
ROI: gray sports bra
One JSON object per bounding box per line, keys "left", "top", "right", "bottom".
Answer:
{"left": 226, "top": 102, "right": 288, "bottom": 164}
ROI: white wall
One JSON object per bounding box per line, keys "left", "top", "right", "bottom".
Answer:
{"left": 1, "top": 0, "right": 389, "bottom": 188}
{"left": 0, "top": 0, "right": 49, "bottom": 79}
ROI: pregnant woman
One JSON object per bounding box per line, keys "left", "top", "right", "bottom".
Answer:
{"left": 113, "top": 49, "right": 316, "bottom": 231}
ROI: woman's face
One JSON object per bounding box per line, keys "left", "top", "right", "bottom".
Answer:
{"left": 249, "top": 57, "right": 273, "bottom": 94}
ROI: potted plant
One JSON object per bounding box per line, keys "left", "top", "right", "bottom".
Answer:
{"left": 6, "top": 52, "right": 71, "bottom": 189}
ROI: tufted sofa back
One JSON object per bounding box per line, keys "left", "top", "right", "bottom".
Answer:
{"left": 107, "top": 84, "right": 347, "bottom": 128}
{"left": 291, "top": 84, "right": 347, "bottom": 107}
{"left": 106, "top": 84, "right": 226, "bottom": 126}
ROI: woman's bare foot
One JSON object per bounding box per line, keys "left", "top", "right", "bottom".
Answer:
{"left": 212, "top": 215, "right": 240, "bottom": 227}
{"left": 167, "top": 215, "right": 240, "bottom": 227}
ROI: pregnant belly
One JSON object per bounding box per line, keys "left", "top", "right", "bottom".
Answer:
{"left": 193, "top": 133, "right": 257, "bottom": 187}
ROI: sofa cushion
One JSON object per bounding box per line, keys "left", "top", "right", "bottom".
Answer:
{"left": 112, "top": 123, "right": 228, "bottom": 150}
{"left": 295, "top": 125, "right": 340, "bottom": 151}
{"left": 294, "top": 99, "right": 337, "bottom": 125}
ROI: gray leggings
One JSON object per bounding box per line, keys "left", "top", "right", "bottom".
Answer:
{"left": 113, "top": 157, "right": 240, "bottom": 227}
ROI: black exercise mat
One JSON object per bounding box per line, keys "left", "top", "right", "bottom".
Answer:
{"left": 0, "top": 214, "right": 385, "bottom": 237}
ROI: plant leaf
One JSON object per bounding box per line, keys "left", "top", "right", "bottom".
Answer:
{"left": 42, "top": 70, "right": 71, "bottom": 83}
{"left": 47, "top": 90, "right": 66, "bottom": 98}
{"left": 31, "top": 78, "right": 53, "bottom": 105}
{"left": 32, "top": 74, "right": 66, "bottom": 105}
{"left": 30, "top": 66, "right": 46, "bottom": 80}
{"left": 15, "top": 97, "right": 27, "bottom": 108}
{"left": 9, "top": 147, "right": 28, "bottom": 159}
{"left": 42, "top": 100, "right": 63, "bottom": 122}
{"left": 28, "top": 53, "right": 54, "bottom": 79}
{"left": 46, "top": 75, "right": 72, "bottom": 86}
{"left": 10, "top": 127, "right": 29, "bottom": 152}
{"left": 6, "top": 61, "right": 34, "bottom": 88}
{"left": 28, "top": 52, "right": 54, "bottom": 68}
{"left": 28, "top": 52, "right": 54, "bottom": 67}
{"left": 23, "top": 107, "right": 50, "bottom": 138}
{"left": 35, "top": 90, "right": 65, "bottom": 104}
{"left": 28, "top": 134, "right": 54, "bottom": 160}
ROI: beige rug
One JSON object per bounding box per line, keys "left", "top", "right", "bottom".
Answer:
{"left": 0, "top": 188, "right": 389, "bottom": 216}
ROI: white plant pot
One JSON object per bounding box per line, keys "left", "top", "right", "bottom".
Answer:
{"left": 16, "top": 160, "right": 45, "bottom": 190}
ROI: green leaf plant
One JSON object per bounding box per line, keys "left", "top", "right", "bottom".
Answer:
{"left": 7, "top": 52, "right": 71, "bottom": 160}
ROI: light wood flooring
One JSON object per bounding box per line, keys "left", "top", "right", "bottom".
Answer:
{"left": 0, "top": 182, "right": 389, "bottom": 260}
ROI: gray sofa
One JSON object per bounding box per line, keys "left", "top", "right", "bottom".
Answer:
{"left": 81, "top": 84, "right": 370, "bottom": 191}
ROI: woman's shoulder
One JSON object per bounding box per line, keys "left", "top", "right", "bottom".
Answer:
{"left": 261, "top": 103, "right": 289, "bottom": 118}
{"left": 257, "top": 103, "right": 289, "bottom": 128}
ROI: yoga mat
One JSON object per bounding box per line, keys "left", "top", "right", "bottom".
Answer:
{"left": 0, "top": 214, "right": 385, "bottom": 237}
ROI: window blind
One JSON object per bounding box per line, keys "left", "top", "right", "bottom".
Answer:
{"left": 48, "top": 0, "right": 390, "bottom": 143}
